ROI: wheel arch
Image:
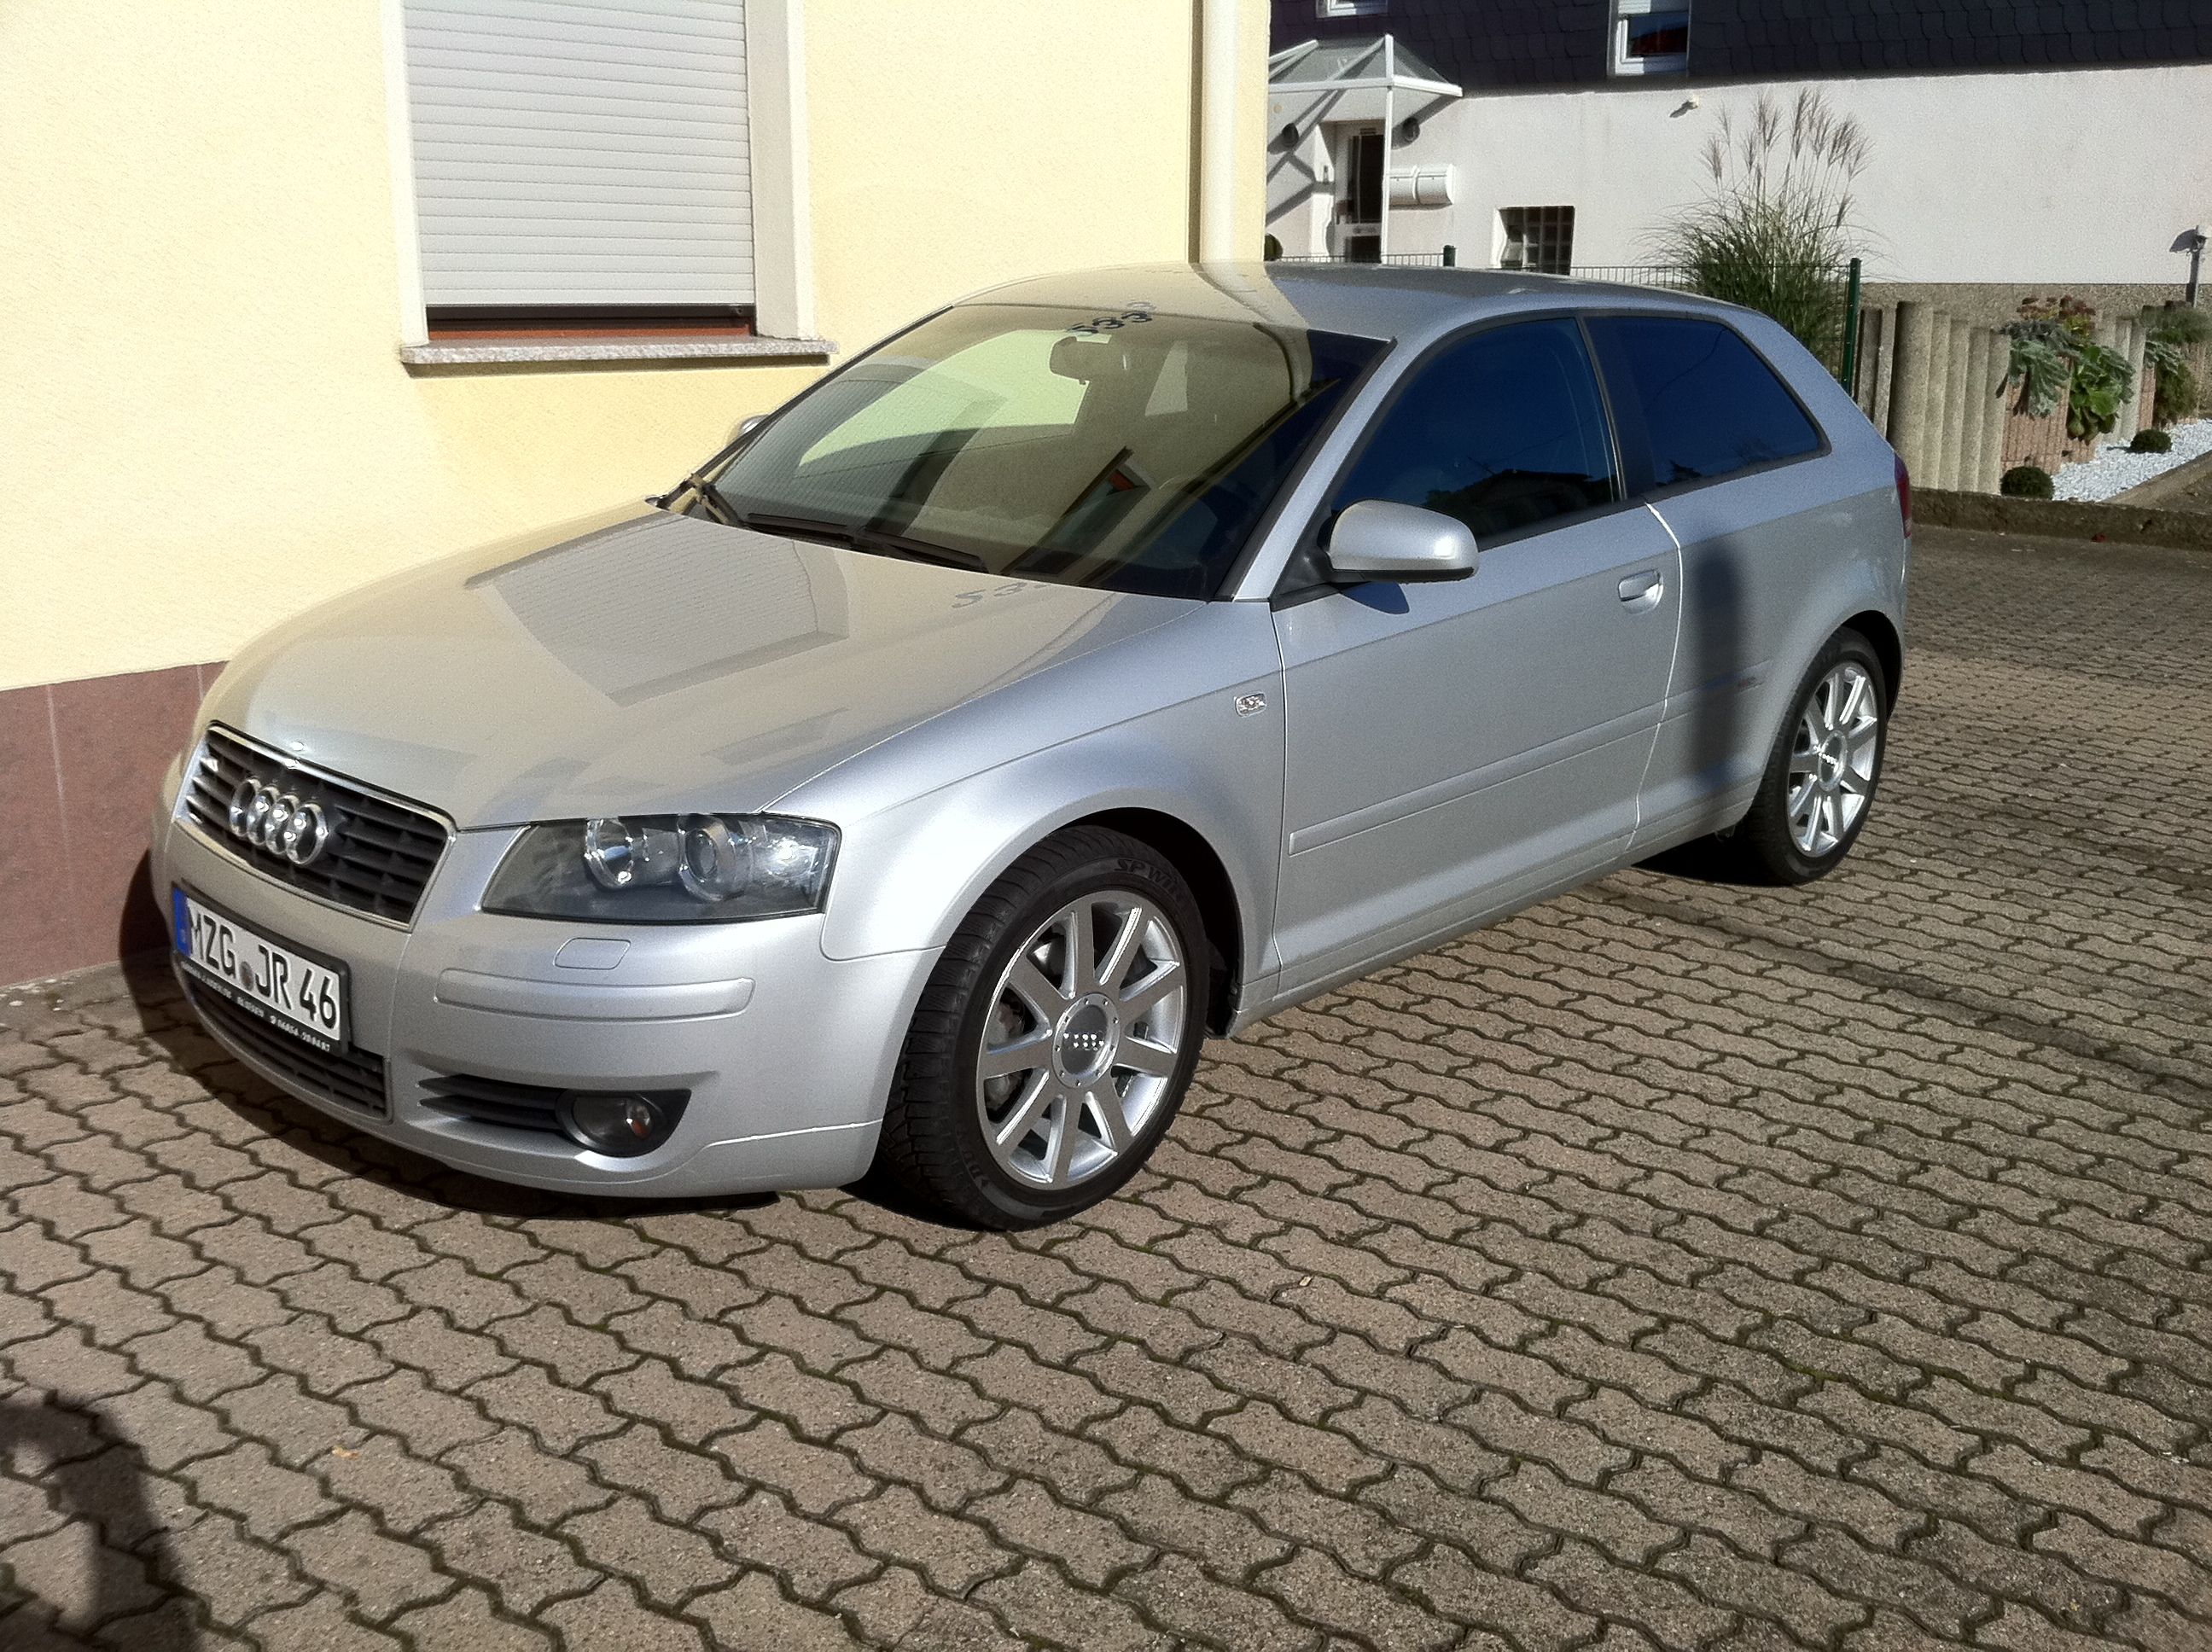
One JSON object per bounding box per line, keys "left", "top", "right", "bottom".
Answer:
{"left": 1068, "top": 807, "right": 1245, "bottom": 1035}
{"left": 1842, "top": 608, "right": 1904, "bottom": 701}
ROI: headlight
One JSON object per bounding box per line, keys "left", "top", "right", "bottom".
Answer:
{"left": 483, "top": 814, "right": 838, "bottom": 922}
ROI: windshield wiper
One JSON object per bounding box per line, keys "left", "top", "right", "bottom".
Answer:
{"left": 661, "top": 470, "right": 742, "bottom": 528}
{"left": 728, "top": 510, "right": 990, "bottom": 573}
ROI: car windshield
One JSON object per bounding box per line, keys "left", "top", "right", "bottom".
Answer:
{"left": 684, "top": 303, "right": 1386, "bottom": 599}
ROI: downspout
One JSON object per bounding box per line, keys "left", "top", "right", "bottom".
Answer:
{"left": 1197, "top": 0, "right": 1239, "bottom": 261}
{"left": 1379, "top": 34, "right": 1394, "bottom": 261}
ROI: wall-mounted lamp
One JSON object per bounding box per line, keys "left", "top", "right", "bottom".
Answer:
{"left": 1670, "top": 95, "right": 1701, "bottom": 118}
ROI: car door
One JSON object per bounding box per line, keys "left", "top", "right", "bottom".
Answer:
{"left": 1269, "top": 317, "right": 1682, "bottom": 998}
{"left": 1582, "top": 315, "right": 1831, "bottom": 846}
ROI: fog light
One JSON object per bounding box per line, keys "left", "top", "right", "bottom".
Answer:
{"left": 556, "top": 1089, "right": 684, "bottom": 1158}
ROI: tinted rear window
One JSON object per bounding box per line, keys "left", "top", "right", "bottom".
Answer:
{"left": 1588, "top": 317, "right": 1822, "bottom": 492}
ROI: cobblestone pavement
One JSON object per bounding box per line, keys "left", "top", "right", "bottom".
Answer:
{"left": 4, "top": 526, "right": 2210, "bottom": 1652}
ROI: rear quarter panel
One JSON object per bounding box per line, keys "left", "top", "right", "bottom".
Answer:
{"left": 1635, "top": 311, "right": 1906, "bottom": 841}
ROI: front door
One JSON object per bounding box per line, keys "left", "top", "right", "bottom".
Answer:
{"left": 1333, "top": 127, "right": 1382, "bottom": 262}
{"left": 1270, "top": 318, "right": 1681, "bottom": 996}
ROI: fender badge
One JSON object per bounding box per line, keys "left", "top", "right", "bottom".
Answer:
{"left": 1235, "top": 692, "right": 1267, "bottom": 717}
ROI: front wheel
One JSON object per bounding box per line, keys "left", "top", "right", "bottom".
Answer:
{"left": 870, "top": 827, "right": 1208, "bottom": 1229}
{"left": 1719, "top": 628, "right": 1889, "bottom": 885}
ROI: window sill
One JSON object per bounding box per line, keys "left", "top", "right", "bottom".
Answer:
{"left": 399, "top": 334, "right": 835, "bottom": 368}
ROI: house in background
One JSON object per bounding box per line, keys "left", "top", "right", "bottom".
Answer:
{"left": 0, "top": 0, "right": 1270, "bottom": 988}
{"left": 1266, "top": 1, "right": 2212, "bottom": 325}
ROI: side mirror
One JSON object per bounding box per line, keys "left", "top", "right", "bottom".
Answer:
{"left": 1325, "top": 500, "right": 1479, "bottom": 583}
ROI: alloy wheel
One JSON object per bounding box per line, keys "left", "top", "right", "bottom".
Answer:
{"left": 1786, "top": 660, "right": 1881, "bottom": 857}
{"left": 973, "top": 890, "right": 1189, "bottom": 1190}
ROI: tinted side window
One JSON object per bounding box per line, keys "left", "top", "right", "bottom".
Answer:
{"left": 1332, "top": 318, "right": 1618, "bottom": 543}
{"left": 1587, "top": 317, "right": 1822, "bottom": 491}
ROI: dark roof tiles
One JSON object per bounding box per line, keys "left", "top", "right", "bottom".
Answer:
{"left": 1270, "top": 0, "right": 2212, "bottom": 89}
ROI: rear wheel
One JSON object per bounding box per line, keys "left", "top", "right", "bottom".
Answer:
{"left": 1717, "top": 628, "right": 1889, "bottom": 885}
{"left": 871, "top": 827, "right": 1207, "bottom": 1229}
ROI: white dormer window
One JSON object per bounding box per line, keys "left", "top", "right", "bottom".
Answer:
{"left": 1612, "top": 0, "right": 1690, "bottom": 76}
{"left": 1318, "top": 0, "right": 1388, "bottom": 18}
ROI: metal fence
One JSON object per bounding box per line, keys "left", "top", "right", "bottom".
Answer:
{"left": 1269, "top": 251, "right": 1459, "bottom": 267}
{"left": 1261, "top": 253, "right": 1866, "bottom": 386}
{"left": 1566, "top": 263, "right": 1699, "bottom": 290}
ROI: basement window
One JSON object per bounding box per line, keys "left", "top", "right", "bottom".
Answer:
{"left": 1498, "top": 207, "right": 1576, "bottom": 276}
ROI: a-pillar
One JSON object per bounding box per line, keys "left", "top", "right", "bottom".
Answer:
{"left": 1959, "top": 329, "right": 1994, "bottom": 493}
{"left": 1977, "top": 329, "right": 2011, "bottom": 492}
{"left": 1939, "top": 317, "right": 1973, "bottom": 489}
{"left": 1886, "top": 301, "right": 1936, "bottom": 483}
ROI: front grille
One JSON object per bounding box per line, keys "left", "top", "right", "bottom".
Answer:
{"left": 421, "top": 1073, "right": 567, "bottom": 1137}
{"left": 182, "top": 726, "right": 451, "bottom": 924}
{"left": 185, "top": 978, "right": 389, "bottom": 1118}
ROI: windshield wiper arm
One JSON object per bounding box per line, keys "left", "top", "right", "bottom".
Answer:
{"left": 661, "top": 471, "right": 741, "bottom": 527}
{"left": 729, "top": 511, "right": 989, "bottom": 573}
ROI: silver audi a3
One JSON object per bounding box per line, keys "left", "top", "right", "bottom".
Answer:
{"left": 154, "top": 263, "right": 1907, "bottom": 1228}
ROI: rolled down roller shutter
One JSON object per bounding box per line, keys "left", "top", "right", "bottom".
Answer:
{"left": 404, "top": 0, "right": 754, "bottom": 311}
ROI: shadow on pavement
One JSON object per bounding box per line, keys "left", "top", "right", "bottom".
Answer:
{"left": 0, "top": 1393, "right": 198, "bottom": 1649}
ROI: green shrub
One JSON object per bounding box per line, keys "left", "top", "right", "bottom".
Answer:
{"left": 2145, "top": 306, "right": 2206, "bottom": 424}
{"left": 2005, "top": 332, "right": 2070, "bottom": 419}
{"left": 2001, "top": 465, "right": 2054, "bottom": 499}
{"left": 2128, "top": 428, "right": 2172, "bottom": 454}
{"left": 2151, "top": 352, "right": 2197, "bottom": 427}
{"left": 2005, "top": 295, "right": 2136, "bottom": 440}
{"left": 2064, "top": 341, "right": 2135, "bottom": 440}
{"left": 2151, "top": 305, "right": 2212, "bottom": 346}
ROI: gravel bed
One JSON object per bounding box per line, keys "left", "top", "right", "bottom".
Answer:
{"left": 2049, "top": 416, "right": 2212, "bottom": 501}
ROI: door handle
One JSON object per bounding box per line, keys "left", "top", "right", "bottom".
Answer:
{"left": 1618, "top": 569, "right": 1665, "bottom": 612}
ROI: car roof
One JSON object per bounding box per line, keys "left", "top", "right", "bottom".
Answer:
{"left": 963, "top": 260, "right": 1747, "bottom": 348}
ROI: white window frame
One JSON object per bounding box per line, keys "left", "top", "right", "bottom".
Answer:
{"left": 1318, "top": 0, "right": 1387, "bottom": 19}
{"left": 381, "top": 0, "right": 823, "bottom": 363}
{"left": 1610, "top": 0, "right": 1690, "bottom": 78}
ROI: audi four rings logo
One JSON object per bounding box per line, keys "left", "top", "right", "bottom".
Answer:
{"left": 227, "top": 778, "right": 335, "bottom": 867}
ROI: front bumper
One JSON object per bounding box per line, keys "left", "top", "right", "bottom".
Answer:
{"left": 151, "top": 781, "right": 937, "bottom": 1198}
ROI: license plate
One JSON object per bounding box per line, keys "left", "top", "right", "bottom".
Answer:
{"left": 172, "top": 887, "right": 350, "bottom": 1050}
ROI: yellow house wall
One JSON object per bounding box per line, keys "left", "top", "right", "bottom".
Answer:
{"left": 0, "top": 0, "right": 1268, "bottom": 695}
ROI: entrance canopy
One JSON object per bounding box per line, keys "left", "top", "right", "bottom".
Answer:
{"left": 1267, "top": 35, "right": 1461, "bottom": 120}
{"left": 1268, "top": 36, "right": 1462, "bottom": 261}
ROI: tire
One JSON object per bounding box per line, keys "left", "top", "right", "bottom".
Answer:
{"left": 871, "top": 826, "right": 1209, "bottom": 1230}
{"left": 1715, "top": 627, "right": 1889, "bottom": 886}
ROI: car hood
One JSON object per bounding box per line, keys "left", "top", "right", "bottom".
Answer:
{"left": 202, "top": 505, "right": 1196, "bottom": 828}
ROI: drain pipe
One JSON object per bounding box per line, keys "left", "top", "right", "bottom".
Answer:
{"left": 1197, "top": 0, "right": 1240, "bottom": 261}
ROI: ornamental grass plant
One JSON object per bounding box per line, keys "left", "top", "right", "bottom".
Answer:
{"left": 1653, "top": 89, "right": 1870, "bottom": 368}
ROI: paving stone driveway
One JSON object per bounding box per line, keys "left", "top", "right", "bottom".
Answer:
{"left": 4, "top": 526, "right": 2210, "bottom": 1652}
